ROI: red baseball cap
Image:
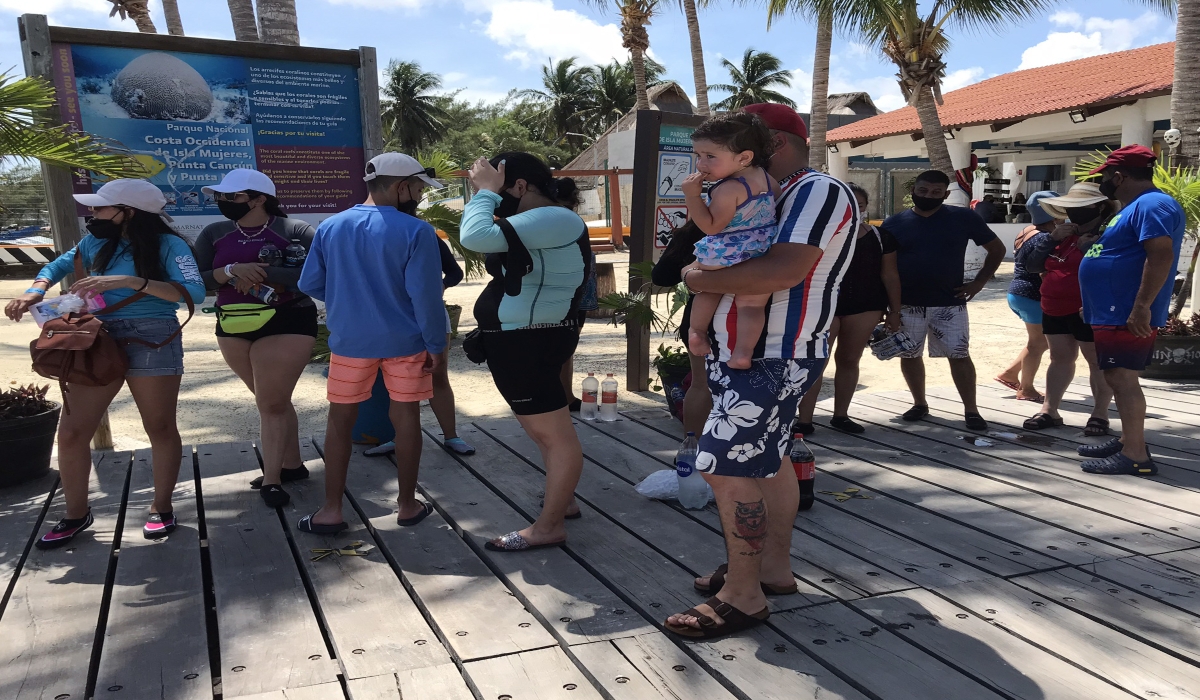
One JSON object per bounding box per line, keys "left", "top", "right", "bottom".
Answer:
{"left": 1088, "top": 144, "right": 1157, "bottom": 175}
{"left": 742, "top": 103, "right": 808, "bottom": 141}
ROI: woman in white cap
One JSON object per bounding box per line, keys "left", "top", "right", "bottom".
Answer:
{"left": 5, "top": 179, "right": 206, "bottom": 548}
{"left": 1017, "top": 182, "right": 1116, "bottom": 433}
{"left": 192, "top": 169, "right": 317, "bottom": 508}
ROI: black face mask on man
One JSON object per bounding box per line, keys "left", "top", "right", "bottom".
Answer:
{"left": 1066, "top": 206, "right": 1105, "bottom": 228}
{"left": 218, "top": 200, "right": 253, "bottom": 222}
{"left": 911, "top": 194, "right": 945, "bottom": 212}
{"left": 86, "top": 216, "right": 123, "bottom": 240}
{"left": 394, "top": 180, "right": 420, "bottom": 216}
{"left": 1098, "top": 175, "right": 1120, "bottom": 200}
{"left": 495, "top": 191, "right": 522, "bottom": 218}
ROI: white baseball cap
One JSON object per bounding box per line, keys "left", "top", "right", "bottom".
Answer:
{"left": 202, "top": 168, "right": 277, "bottom": 197}
{"left": 74, "top": 179, "right": 173, "bottom": 222}
{"left": 364, "top": 152, "right": 441, "bottom": 188}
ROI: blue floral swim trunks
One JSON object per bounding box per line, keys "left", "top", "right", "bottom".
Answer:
{"left": 697, "top": 357, "right": 823, "bottom": 479}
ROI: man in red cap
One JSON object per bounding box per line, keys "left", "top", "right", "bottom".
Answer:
{"left": 1076, "top": 145, "right": 1184, "bottom": 476}
{"left": 666, "top": 103, "right": 859, "bottom": 639}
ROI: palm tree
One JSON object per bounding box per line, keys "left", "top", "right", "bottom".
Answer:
{"left": 681, "top": 0, "right": 711, "bottom": 115}
{"left": 519, "top": 58, "right": 596, "bottom": 147}
{"left": 227, "top": 0, "right": 259, "bottom": 40}
{"left": 3, "top": 73, "right": 146, "bottom": 178}
{"left": 591, "top": 62, "right": 638, "bottom": 132}
{"left": 106, "top": 0, "right": 157, "bottom": 33}
{"left": 163, "top": 0, "right": 184, "bottom": 36}
{"left": 585, "top": 1, "right": 661, "bottom": 110}
{"left": 709, "top": 48, "right": 796, "bottom": 110}
{"left": 842, "top": 0, "right": 1055, "bottom": 176}
{"left": 766, "top": 0, "right": 833, "bottom": 169}
{"left": 1166, "top": 0, "right": 1196, "bottom": 165}
{"left": 380, "top": 61, "right": 448, "bottom": 153}
{"left": 257, "top": 0, "right": 300, "bottom": 45}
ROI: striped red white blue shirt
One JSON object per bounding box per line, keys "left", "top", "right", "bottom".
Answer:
{"left": 710, "top": 169, "right": 859, "bottom": 361}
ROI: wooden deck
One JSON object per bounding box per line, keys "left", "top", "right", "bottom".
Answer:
{"left": 3, "top": 381, "right": 1200, "bottom": 700}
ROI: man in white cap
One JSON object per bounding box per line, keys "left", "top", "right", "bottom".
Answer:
{"left": 296, "top": 152, "right": 446, "bottom": 534}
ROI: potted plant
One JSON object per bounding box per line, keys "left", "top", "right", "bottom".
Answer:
{"left": 0, "top": 384, "right": 60, "bottom": 488}
{"left": 1145, "top": 313, "right": 1200, "bottom": 379}
{"left": 649, "top": 343, "right": 692, "bottom": 420}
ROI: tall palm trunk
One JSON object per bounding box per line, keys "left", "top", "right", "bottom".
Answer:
{"left": 1172, "top": 0, "right": 1200, "bottom": 167}
{"left": 112, "top": 0, "right": 158, "bottom": 32}
{"left": 621, "top": 11, "right": 652, "bottom": 110}
{"left": 162, "top": 0, "right": 184, "bottom": 36}
{"left": 257, "top": 0, "right": 301, "bottom": 45}
{"left": 913, "top": 86, "right": 953, "bottom": 175}
{"left": 808, "top": 8, "right": 832, "bottom": 171}
{"left": 682, "top": 0, "right": 709, "bottom": 115}
{"left": 227, "top": 0, "right": 260, "bottom": 41}
{"left": 630, "top": 49, "right": 651, "bottom": 110}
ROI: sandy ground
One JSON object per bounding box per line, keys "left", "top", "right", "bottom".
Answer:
{"left": 0, "top": 258, "right": 1118, "bottom": 450}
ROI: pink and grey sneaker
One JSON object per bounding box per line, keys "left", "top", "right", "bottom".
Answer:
{"left": 35, "top": 510, "right": 94, "bottom": 550}
{"left": 143, "top": 512, "right": 177, "bottom": 540}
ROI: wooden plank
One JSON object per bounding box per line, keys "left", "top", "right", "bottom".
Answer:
{"left": 1012, "top": 566, "right": 1200, "bottom": 664}
{"left": 330, "top": 438, "right": 557, "bottom": 662}
{"left": 199, "top": 442, "right": 338, "bottom": 697}
{"left": 936, "top": 576, "right": 1200, "bottom": 700}
{"left": 347, "top": 664, "right": 473, "bottom": 700}
{"left": 851, "top": 587, "right": 1133, "bottom": 700}
{"left": 458, "top": 424, "right": 865, "bottom": 699}
{"left": 475, "top": 419, "right": 840, "bottom": 606}
{"left": 817, "top": 400, "right": 1200, "bottom": 548}
{"left": 0, "top": 469, "right": 57, "bottom": 611}
{"left": 593, "top": 416, "right": 1025, "bottom": 585}
{"left": 569, "top": 639, "right": 680, "bottom": 700}
{"left": 1083, "top": 555, "right": 1200, "bottom": 615}
{"left": 605, "top": 633, "right": 741, "bottom": 700}
{"left": 773, "top": 601, "right": 1008, "bottom": 700}
{"left": 230, "top": 682, "right": 347, "bottom": 700}
{"left": 568, "top": 419, "right": 911, "bottom": 599}
{"left": 464, "top": 645, "right": 604, "bottom": 700}
{"left": 95, "top": 447, "right": 210, "bottom": 699}
{"left": 0, "top": 451, "right": 131, "bottom": 700}
{"left": 1154, "top": 548, "right": 1200, "bottom": 576}
{"left": 282, "top": 438, "right": 450, "bottom": 680}
{"left": 411, "top": 426, "right": 658, "bottom": 644}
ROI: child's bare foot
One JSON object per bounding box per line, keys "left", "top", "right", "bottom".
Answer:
{"left": 727, "top": 353, "right": 752, "bottom": 370}
{"left": 688, "top": 328, "right": 711, "bottom": 357}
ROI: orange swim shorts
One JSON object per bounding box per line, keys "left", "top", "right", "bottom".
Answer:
{"left": 327, "top": 352, "right": 433, "bottom": 404}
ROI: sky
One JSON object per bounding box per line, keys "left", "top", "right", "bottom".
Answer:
{"left": 2, "top": 0, "right": 1178, "bottom": 115}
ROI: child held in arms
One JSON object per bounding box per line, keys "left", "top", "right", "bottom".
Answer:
{"left": 682, "top": 112, "right": 779, "bottom": 369}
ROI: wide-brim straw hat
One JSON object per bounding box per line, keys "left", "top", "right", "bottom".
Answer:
{"left": 1038, "top": 182, "right": 1108, "bottom": 220}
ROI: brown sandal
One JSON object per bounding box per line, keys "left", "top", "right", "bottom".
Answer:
{"left": 665, "top": 596, "right": 770, "bottom": 639}
{"left": 1084, "top": 417, "right": 1110, "bottom": 437}
{"left": 693, "top": 563, "right": 798, "bottom": 596}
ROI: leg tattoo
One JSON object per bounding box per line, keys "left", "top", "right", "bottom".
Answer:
{"left": 732, "top": 499, "right": 767, "bottom": 555}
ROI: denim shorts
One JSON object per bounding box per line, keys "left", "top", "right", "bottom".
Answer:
{"left": 102, "top": 317, "right": 184, "bottom": 377}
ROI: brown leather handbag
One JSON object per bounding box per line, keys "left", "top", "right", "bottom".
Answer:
{"left": 30, "top": 255, "right": 194, "bottom": 411}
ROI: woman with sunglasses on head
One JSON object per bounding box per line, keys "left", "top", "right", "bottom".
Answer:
{"left": 193, "top": 169, "right": 317, "bottom": 508}
{"left": 5, "top": 179, "right": 206, "bottom": 548}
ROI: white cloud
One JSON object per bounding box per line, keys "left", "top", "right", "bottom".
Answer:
{"left": 1049, "top": 10, "right": 1084, "bottom": 28}
{"left": 1018, "top": 12, "right": 1164, "bottom": 69}
{"left": 942, "top": 66, "right": 985, "bottom": 92}
{"left": 0, "top": 0, "right": 108, "bottom": 12}
{"left": 444, "top": 71, "right": 468, "bottom": 83}
{"left": 480, "top": 0, "right": 628, "bottom": 67}
{"left": 326, "top": 0, "right": 425, "bottom": 7}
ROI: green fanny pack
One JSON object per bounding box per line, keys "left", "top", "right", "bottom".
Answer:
{"left": 216, "top": 303, "right": 276, "bottom": 334}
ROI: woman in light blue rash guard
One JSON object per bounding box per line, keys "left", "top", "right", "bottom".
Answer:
{"left": 462, "top": 152, "right": 591, "bottom": 552}
{"left": 4, "top": 179, "right": 206, "bottom": 549}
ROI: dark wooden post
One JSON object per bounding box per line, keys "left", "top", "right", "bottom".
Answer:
{"left": 608, "top": 169, "right": 623, "bottom": 249}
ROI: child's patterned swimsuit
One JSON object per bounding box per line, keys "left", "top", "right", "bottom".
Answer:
{"left": 693, "top": 175, "right": 778, "bottom": 267}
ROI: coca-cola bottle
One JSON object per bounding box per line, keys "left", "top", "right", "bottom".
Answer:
{"left": 790, "top": 433, "right": 815, "bottom": 511}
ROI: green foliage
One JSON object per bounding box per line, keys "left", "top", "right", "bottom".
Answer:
{"left": 650, "top": 343, "right": 690, "bottom": 370}
{"left": 419, "top": 202, "right": 486, "bottom": 280}
{"left": 708, "top": 48, "right": 796, "bottom": 110}
{"left": 0, "top": 384, "right": 54, "bottom": 420}
{"left": 381, "top": 60, "right": 449, "bottom": 153}
{"left": 597, "top": 261, "right": 689, "bottom": 333}
{"left": 0, "top": 164, "right": 47, "bottom": 228}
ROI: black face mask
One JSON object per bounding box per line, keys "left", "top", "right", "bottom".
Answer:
{"left": 495, "top": 191, "right": 522, "bottom": 218}
{"left": 218, "top": 200, "right": 253, "bottom": 222}
{"left": 395, "top": 198, "right": 419, "bottom": 216}
{"left": 1066, "top": 206, "right": 1105, "bottom": 228}
{"left": 1098, "top": 176, "right": 1119, "bottom": 200}
{"left": 86, "top": 217, "right": 123, "bottom": 240}
{"left": 911, "top": 194, "right": 945, "bottom": 213}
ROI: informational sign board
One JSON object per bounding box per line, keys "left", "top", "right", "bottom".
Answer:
{"left": 48, "top": 36, "right": 369, "bottom": 240}
{"left": 654, "top": 205, "right": 687, "bottom": 249}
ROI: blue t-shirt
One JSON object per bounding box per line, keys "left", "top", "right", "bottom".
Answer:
{"left": 298, "top": 204, "right": 447, "bottom": 359}
{"left": 1078, "top": 190, "right": 1184, "bottom": 327}
{"left": 883, "top": 205, "right": 998, "bottom": 307}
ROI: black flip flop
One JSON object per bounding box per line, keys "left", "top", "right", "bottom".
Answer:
{"left": 964, "top": 412, "right": 988, "bottom": 431}
{"left": 397, "top": 501, "right": 434, "bottom": 527}
{"left": 1083, "top": 417, "right": 1110, "bottom": 437}
{"left": 297, "top": 512, "right": 347, "bottom": 535}
{"left": 1022, "top": 413, "right": 1063, "bottom": 430}
{"left": 901, "top": 405, "right": 929, "bottom": 422}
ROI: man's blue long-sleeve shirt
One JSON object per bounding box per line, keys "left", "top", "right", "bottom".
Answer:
{"left": 299, "top": 204, "right": 447, "bottom": 359}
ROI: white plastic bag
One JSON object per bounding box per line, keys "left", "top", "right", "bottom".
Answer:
{"left": 635, "top": 469, "right": 714, "bottom": 504}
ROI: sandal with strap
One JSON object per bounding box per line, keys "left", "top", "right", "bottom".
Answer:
{"left": 1083, "top": 417, "right": 1110, "bottom": 437}
{"left": 693, "top": 563, "right": 799, "bottom": 596}
{"left": 664, "top": 596, "right": 770, "bottom": 639}
{"left": 994, "top": 377, "right": 1021, "bottom": 392}
{"left": 1022, "top": 413, "right": 1063, "bottom": 430}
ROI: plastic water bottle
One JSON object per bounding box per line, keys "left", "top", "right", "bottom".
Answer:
{"left": 580, "top": 373, "right": 599, "bottom": 421}
{"left": 258, "top": 243, "right": 282, "bottom": 266}
{"left": 790, "top": 433, "right": 816, "bottom": 511}
{"left": 599, "top": 373, "right": 618, "bottom": 422}
{"left": 283, "top": 238, "right": 307, "bottom": 267}
{"left": 250, "top": 284, "right": 277, "bottom": 304}
{"left": 676, "top": 432, "right": 708, "bottom": 509}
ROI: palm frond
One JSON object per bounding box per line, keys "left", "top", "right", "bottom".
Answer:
{"left": 420, "top": 202, "right": 486, "bottom": 280}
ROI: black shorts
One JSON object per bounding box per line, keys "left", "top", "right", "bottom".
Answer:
{"left": 483, "top": 325, "right": 580, "bottom": 415}
{"left": 215, "top": 304, "right": 319, "bottom": 342}
{"left": 1042, "top": 311, "right": 1093, "bottom": 343}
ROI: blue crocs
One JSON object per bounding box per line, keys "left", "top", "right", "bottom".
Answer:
{"left": 1078, "top": 437, "right": 1122, "bottom": 459}
{"left": 1081, "top": 452, "right": 1157, "bottom": 476}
